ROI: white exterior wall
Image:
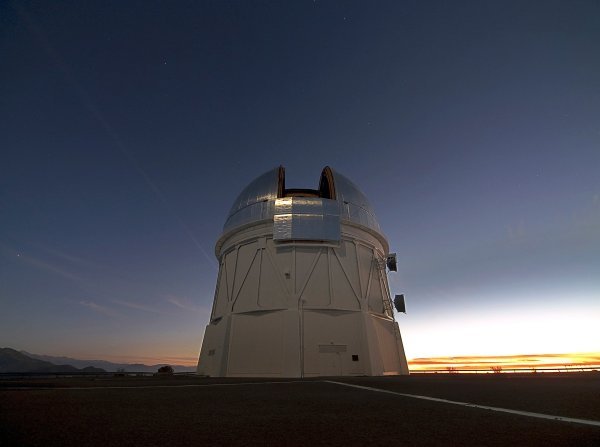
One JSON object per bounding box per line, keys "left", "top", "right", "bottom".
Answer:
{"left": 197, "top": 220, "right": 409, "bottom": 377}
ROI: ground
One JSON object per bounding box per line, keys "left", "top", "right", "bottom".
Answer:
{"left": 1, "top": 373, "right": 599, "bottom": 446}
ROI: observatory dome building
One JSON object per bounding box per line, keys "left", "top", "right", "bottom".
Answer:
{"left": 197, "top": 166, "right": 409, "bottom": 377}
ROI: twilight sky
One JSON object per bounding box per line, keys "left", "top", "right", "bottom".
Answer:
{"left": 1, "top": 0, "right": 599, "bottom": 365}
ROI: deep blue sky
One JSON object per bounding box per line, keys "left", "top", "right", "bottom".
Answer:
{"left": 1, "top": 0, "right": 599, "bottom": 363}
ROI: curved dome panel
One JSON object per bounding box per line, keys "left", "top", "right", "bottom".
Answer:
{"left": 331, "top": 169, "right": 381, "bottom": 232}
{"left": 224, "top": 167, "right": 281, "bottom": 232}
{"left": 223, "top": 166, "right": 381, "bottom": 234}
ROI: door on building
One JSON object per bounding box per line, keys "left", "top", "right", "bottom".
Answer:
{"left": 318, "top": 344, "right": 346, "bottom": 376}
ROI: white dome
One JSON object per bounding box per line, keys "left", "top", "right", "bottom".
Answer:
{"left": 224, "top": 166, "right": 381, "bottom": 234}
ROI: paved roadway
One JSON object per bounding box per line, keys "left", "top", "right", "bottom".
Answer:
{"left": 1, "top": 373, "right": 599, "bottom": 446}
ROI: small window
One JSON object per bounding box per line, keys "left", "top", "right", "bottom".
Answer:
{"left": 352, "top": 355, "right": 359, "bottom": 362}
{"left": 208, "top": 349, "right": 215, "bottom": 356}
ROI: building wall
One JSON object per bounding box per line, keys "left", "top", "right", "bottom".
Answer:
{"left": 197, "top": 221, "right": 409, "bottom": 377}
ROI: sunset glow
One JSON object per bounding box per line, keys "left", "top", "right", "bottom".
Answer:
{"left": 2, "top": 1, "right": 599, "bottom": 375}
{"left": 409, "top": 352, "right": 600, "bottom": 372}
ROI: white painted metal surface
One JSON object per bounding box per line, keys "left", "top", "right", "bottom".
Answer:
{"left": 197, "top": 167, "right": 409, "bottom": 377}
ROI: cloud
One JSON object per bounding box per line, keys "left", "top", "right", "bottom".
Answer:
{"left": 506, "top": 220, "right": 526, "bottom": 241}
{"left": 0, "top": 242, "right": 88, "bottom": 283}
{"left": 17, "top": 252, "right": 84, "bottom": 282}
{"left": 166, "top": 295, "right": 205, "bottom": 313}
{"left": 79, "top": 301, "right": 121, "bottom": 318}
{"left": 112, "top": 299, "right": 165, "bottom": 315}
{"left": 35, "top": 244, "right": 103, "bottom": 270}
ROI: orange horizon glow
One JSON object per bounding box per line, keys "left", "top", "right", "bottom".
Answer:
{"left": 408, "top": 352, "right": 600, "bottom": 371}
{"left": 98, "top": 352, "right": 600, "bottom": 370}
{"left": 73, "top": 354, "right": 200, "bottom": 367}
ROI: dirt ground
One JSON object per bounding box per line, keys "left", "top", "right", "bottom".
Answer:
{"left": 1, "top": 373, "right": 599, "bottom": 446}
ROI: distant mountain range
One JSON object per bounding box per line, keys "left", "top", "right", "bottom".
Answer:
{"left": 0, "top": 348, "right": 197, "bottom": 373}
{"left": 0, "top": 348, "right": 105, "bottom": 373}
{"left": 20, "top": 350, "right": 197, "bottom": 373}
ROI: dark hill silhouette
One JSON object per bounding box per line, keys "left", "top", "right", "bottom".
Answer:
{"left": 21, "top": 350, "right": 196, "bottom": 373}
{"left": 0, "top": 348, "right": 105, "bottom": 373}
